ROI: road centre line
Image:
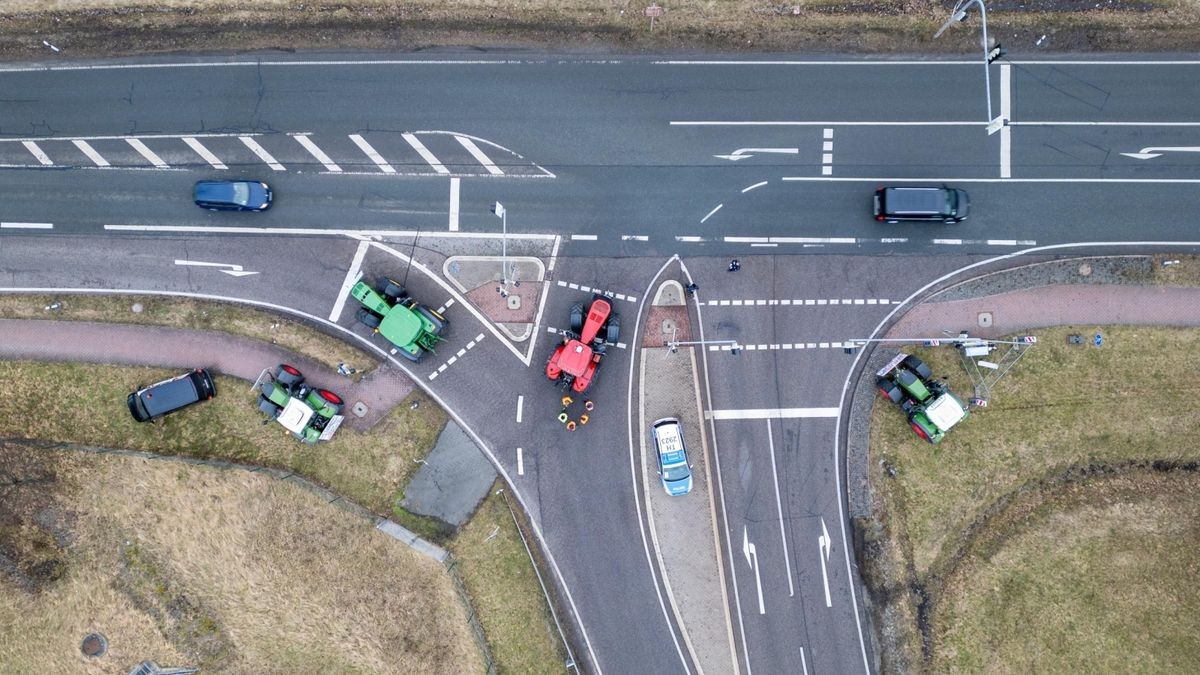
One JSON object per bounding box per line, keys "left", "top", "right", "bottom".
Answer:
{"left": 765, "top": 419, "right": 796, "bottom": 598}
{"left": 428, "top": 332, "right": 486, "bottom": 381}
{"left": 676, "top": 120, "right": 1200, "bottom": 126}
{"left": 455, "top": 135, "right": 504, "bottom": 175}
{"left": 706, "top": 408, "right": 840, "bottom": 420}
{"left": 751, "top": 243, "right": 778, "bottom": 247}
{"left": 103, "top": 224, "right": 557, "bottom": 240}
{"left": 328, "top": 240, "right": 370, "bottom": 322}
{"left": 622, "top": 234, "right": 649, "bottom": 241}
{"left": 348, "top": 133, "right": 396, "bottom": 174}
{"left": 292, "top": 133, "right": 342, "bottom": 172}
{"left": 448, "top": 177, "right": 461, "bottom": 231}
{"left": 21, "top": 141, "right": 53, "bottom": 165}
{"left": 402, "top": 132, "right": 449, "bottom": 175}
{"left": 239, "top": 135, "right": 286, "bottom": 171}
{"left": 125, "top": 138, "right": 168, "bottom": 168}
{"left": 517, "top": 447, "right": 524, "bottom": 475}
{"left": 658, "top": 59, "right": 1200, "bottom": 65}
{"left": 571, "top": 234, "right": 598, "bottom": 241}
{"left": 436, "top": 298, "right": 456, "bottom": 314}
{"left": 516, "top": 395, "right": 524, "bottom": 424}
{"left": 71, "top": 140, "right": 109, "bottom": 167}
{"left": 182, "top": 137, "right": 228, "bottom": 169}
{"left": 1, "top": 222, "right": 53, "bottom": 229}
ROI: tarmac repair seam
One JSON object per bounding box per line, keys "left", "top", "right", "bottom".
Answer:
{"left": 427, "top": 333, "right": 485, "bottom": 380}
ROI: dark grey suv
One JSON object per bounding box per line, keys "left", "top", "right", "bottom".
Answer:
{"left": 874, "top": 185, "right": 969, "bottom": 223}
{"left": 127, "top": 368, "right": 217, "bottom": 422}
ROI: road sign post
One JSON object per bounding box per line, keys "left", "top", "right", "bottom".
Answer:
{"left": 645, "top": 4, "right": 663, "bottom": 30}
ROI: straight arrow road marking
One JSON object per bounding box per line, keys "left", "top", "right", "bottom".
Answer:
{"left": 818, "top": 518, "right": 832, "bottom": 608}
{"left": 174, "top": 259, "right": 258, "bottom": 277}
{"left": 743, "top": 526, "right": 766, "bottom": 614}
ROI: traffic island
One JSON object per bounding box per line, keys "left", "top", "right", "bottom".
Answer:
{"left": 637, "top": 278, "right": 738, "bottom": 674}
{"left": 443, "top": 255, "right": 545, "bottom": 342}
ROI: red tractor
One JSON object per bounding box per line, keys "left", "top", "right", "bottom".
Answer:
{"left": 546, "top": 295, "right": 621, "bottom": 393}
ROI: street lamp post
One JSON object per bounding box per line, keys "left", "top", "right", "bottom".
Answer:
{"left": 935, "top": 0, "right": 1003, "bottom": 132}
{"left": 491, "top": 201, "right": 510, "bottom": 297}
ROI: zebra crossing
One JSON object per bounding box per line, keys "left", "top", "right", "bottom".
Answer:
{"left": 0, "top": 130, "right": 554, "bottom": 178}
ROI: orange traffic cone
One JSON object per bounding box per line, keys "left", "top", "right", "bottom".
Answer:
{"left": 579, "top": 414, "right": 590, "bottom": 425}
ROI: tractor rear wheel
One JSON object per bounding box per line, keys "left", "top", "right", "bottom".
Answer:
{"left": 258, "top": 395, "right": 281, "bottom": 417}
{"left": 276, "top": 364, "right": 304, "bottom": 387}
{"left": 356, "top": 308, "right": 382, "bottom": 329}
{"left": 902, "top": 355, "right": 933, "bottom": 380}
{"left": 316, "top": 389, "right": 344, "bottom": 414}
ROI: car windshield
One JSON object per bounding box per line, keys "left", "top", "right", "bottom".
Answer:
{"left": 231, "top": 182, "right": 250, "bottom": 205}
{"left": 944, "top": 190, "right": 958, "bottom": 215}
{"left": 663, "top": 464, "right": 690, "bottom": 481}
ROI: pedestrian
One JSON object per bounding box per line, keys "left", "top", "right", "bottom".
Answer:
{"left": 728, "top": 259, "right": 741, "bottom": 272}
{"left": 337, "top": 363, "right": 357, "bottom": 376}
{"left": 685, "top": 282, "right": 699, "bottom": 295}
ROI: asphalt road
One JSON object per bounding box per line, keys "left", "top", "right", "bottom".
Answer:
{"left": 3, "top": 53, "right": 1200, "bottom": 674}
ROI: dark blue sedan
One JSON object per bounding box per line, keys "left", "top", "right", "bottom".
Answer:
{"left": 193, "top": 180, "right": 273, "bottom": 211}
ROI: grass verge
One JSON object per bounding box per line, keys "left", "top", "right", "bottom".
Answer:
{"left": 0, "top": 294, "right": 377, "bottom": 375}
{"left": 866, "top": 324, "right": 1200, "bottom": 671}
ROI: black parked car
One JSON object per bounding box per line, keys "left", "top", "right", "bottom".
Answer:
{"left": 194, "top": 180, "right": 273, "bottom": 211}
{"left": 127, "top": 368, "right": 217, "bottom": 422}
{"left": 873, "top": 185, "right": 969, "bottom": 223}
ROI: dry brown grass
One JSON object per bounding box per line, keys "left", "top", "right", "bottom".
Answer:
{"left": 0, "top": 445, "right": 482, "bottom": 673}
{"left": 0, "top": 294, "right": 376, "bottom": 376}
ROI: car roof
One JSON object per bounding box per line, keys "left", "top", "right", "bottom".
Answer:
{"left": 137, "top": 374, "right": 200, "bottom": 416}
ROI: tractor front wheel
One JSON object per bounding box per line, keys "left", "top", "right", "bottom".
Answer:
{"left": 276, "top": 364, "right": 304, "bottom": 387}
{"left": 356, "top": 308, "right": 383, "bottom": 329}
{"left": 380, "top": 277, "right": 408, "bottom": 304}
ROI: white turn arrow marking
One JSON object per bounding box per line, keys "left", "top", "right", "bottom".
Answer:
{"left": 175, "top": 259, "right": 259, "bottom": 277}
{"left": 818, "top": 518, "right": 833, "bottom": 608}
{"left": 1120, "top": 146, "right": 1200, "bottom": 160}
{"left": 714, "top": 147, "right": 800, "bottom": 161}
{"left": 742, "top": 526, "right": 766, "bottom": 614}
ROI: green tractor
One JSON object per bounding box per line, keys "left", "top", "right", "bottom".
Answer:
{"left": 349, "top": 276, "right": 448, "bottom": 362}
{"left": 876, "top": 353, "right": 969, "bottom": 444}
{"left": 255, "top": 364, "right": 346, "bottom": 444}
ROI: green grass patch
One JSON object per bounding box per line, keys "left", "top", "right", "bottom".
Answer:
{"left": 0, "top": 294, "right": 376, "bottom": 375}
{"left": 450, "top": 486, "right": 565, "bottom": 674}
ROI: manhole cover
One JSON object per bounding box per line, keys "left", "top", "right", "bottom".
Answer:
{"left": 81, "top": 633, "right": 108, "bottom": 657}
{"left": 506, "top": 295, "right": 522, "bottom": 310}
{"left": 1079, "top": 262, "right": 1092, "bottom": 276}
{"left": 978, "top": 311, "right": 993, "bottom": 328}
{"left": 352, "top": 401, "right": 369, "bottom": 418}
{"left": 662, "top": 318, "right": 677, "bottom": 334}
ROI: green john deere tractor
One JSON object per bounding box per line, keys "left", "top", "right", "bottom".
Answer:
{"left": 255, "top": 364, "right": 345, "bottom": 444}
{"left": 349, "top": 277, "right": 448, "bottom": 362}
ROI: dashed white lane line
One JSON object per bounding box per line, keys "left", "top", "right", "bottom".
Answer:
{"left": 349, "top": 134, "right": 396, "bottom": 174}
{"left": 933, "top": 238, "right": 964, "bottom": 245}
{"left": 517, "top": 447, "right": 524, "bottom": 475}
{"left": 183, "top": 137, "right": 228, "bottom": 169}
{"left": 22, "top": 141, "right": 53, "bottom": 165}
{"left": 292, "top": 133, "right": 342, "bottom": 172}
{"left": 706, "top": 407, "right": 840, "bottom": 420}
{"left": 448, "top": 177, "right": 461, "bottom": 231}
{"left": 403, "top": 132, "right": 449, "bottom": 175}
{"left": 125, "top": 138, "right": 168, "bottom": 168}
{"left": 1, "top": 222, "right": 53, "bottom": 229}
{"left": 571, "top": 234, "right": 598, "bottom": 241}
{"left": 676, "top": 235, "right": 708, "bottom": 243}
{"left": 701, "top": 204, "right": 723, "bottom": 223}
{"left": 427, "top": 332, "right": 486, "bottom": 381}
{"left": 555, "top": 280, "right": 638, "bottom": 303}
{"left": 436, "top": 297, "right": 456, "bottom": 314}
{"left": 240, "top": 135, "right": 286, "bottom": 171}
{"left": 709, "top": 341, "right": 851, "bottom": 352}
{"left": 544, "top": 325, "right": 627, "bottom": 349}
{"left": 742, "top": 181, "right": 768, "bottom": 193}
{"left": 71, "top": 140, "right": 109, "bottom": 167}
{"left": 622, "top": 235, "right": 649, "bottom": 241}
{"left": 455, "top": 135, "right": 504, "bottom": 176}
{"left": 516, "top": 395, "right": 524, "bottom": 424}
{"left": 708, "top": 298, "right": 895, "bottom": 306}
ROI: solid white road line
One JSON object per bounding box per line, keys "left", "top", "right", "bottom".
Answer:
{"left": 448, "top": 177, "right": 461, "bottom": 231}
{"left": 571, "top": 234, "right": 598, "bottom": 241}
{"left": 403, "top": 132, "right": 449, "bottom": 175}
{"left": 800, "top": 647, "right": 809, "bottom": 675}
{"left": 456, "top": 135, "right": 504, "bottom": 175}
{"left": 1, "top": 222, "right": 53, "bottom": 229}
{"left": 21, "top": 141, "right": 53, "bottom": 165}
{"left": 516, "top": 395, "right": 524, "bottom": 424}
{"left": 71, "top": 139, "right": 109, "bottom": 167}
{"left": 1000, "top": 64, "right": 1012, "bottom": 179}
{"left": 766, "top": 420, "right": 795, "bottom": 598}
{"left": 349, "top": 134, "right": 396, "bottom": 173}
{"left": 328, "top": 240, "right": 371, "bottom": 322}
{"left": 707, "top": 408, "right": 840, "bottom": 420}
{"left": 785, "top": 176, "right": 1200, "bottom": 184}
{"left": 517, "top": 447, "right": 524, "bottom": 476}
{"left": 126, "top": 138, "right": 168, "bottom": 168}
{"left": 104, "top": 224, "right": 557, "bottom": 240}
{"left": 182, "top": 137, "right": 228, "bottom": 169}
{"left": 292, "top": 134, "right": 342, "bottom": 172}
{"left": 240, "top": 135, "right": 286, "bottom": 171}
{"left": 742, "top": 181, "right": 768, "bottom": 193}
